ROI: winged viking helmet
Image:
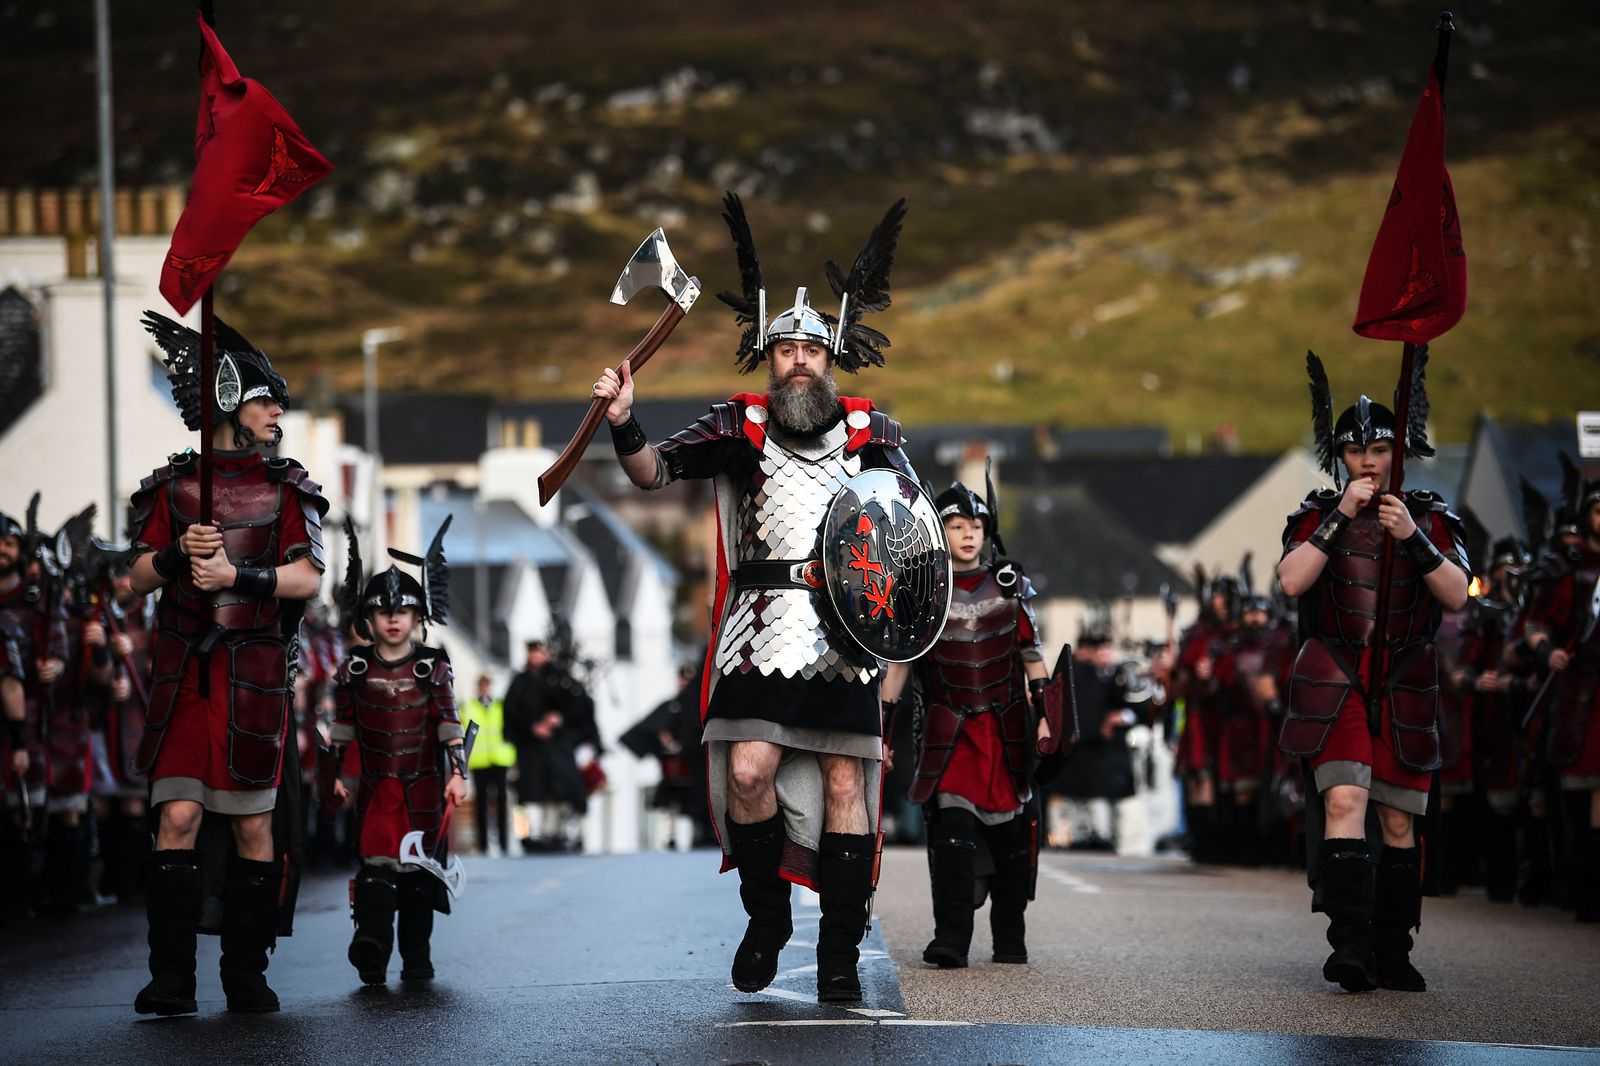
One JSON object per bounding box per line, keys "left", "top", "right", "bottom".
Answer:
{"left": 715, "top": 192, "right": 908, "bottom": 374}
{"left": 341, "top": 515, "right": 453, "bottom": 641}
{"left": 1305, "top": 349, "right": 1435, "bottom": 491}
{"left": 141, "top": 310, "right": 291, "bottom": 444}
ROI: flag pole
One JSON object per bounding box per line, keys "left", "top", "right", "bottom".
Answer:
{"left": 1364, "top": 12, "right": 1454, "bottom": 733}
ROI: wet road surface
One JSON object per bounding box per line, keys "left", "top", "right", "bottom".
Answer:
{"left": 2, "top": 848, "right": 1596, "bottom": 1064}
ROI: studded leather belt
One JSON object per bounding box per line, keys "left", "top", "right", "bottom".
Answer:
{"left": 732, "top": 559, "right": 825, "bottom": 591}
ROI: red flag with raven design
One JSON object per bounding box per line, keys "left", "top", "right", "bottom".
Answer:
{"left": 1352, "top": 68, "right": 1466, "bottom": 343}
{"left": 159, "top": 11, "right": 332, "bottom": 315}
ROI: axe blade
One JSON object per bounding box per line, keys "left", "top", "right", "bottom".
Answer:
{"left": 610, "top": 228, "right": 699, "bottom": 313}
{"left": 398, "top": 829, "right": 431, "bottom": 867}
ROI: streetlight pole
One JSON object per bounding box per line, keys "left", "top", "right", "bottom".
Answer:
{"left": 361, "top": 326, "right": 404, "bottom": 548}
{"left": 95, "top": 0, "right": 119, "bottom": 539}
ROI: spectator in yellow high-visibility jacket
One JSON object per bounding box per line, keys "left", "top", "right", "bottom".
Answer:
{"left": 461, "top": 674, "right": 517, "bottom": 855}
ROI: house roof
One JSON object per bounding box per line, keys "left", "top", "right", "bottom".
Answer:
{"left": 496, "top": 398, "right": 719, "bottom": 456}
{"left": 1003, "top": 484, "right": 1191, "bottom": 600}
{"left": 417, "top": 492, "right": 571, "bottom": 567}
{"left": 341, "top": 392, "right": 493, "bottom": 465}
{"left": 1006, "top": 454, "right": 1278, "bottom": 546}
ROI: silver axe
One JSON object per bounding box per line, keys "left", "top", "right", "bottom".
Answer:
{"left": 537, "top": 228, "right": 700, "bottom": 506}
{"left": 399, "top": 721, "right": 478, "bottom": 898}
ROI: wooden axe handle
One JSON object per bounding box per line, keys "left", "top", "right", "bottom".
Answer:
{"left": 537, "top": 298, "right": 688, "bottom": 506}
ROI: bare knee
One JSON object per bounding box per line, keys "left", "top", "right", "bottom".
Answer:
{"left": 822, "top": 758, "right": 863, "bottom": 807}
{"left": 728, "top": 761, "right": 776, "bottom": 806}
{"left": 1322, "top": 785, "right": 1366, "bottom": 827}
{"left": 1376, "top": 804, "right": 1414, "bottom": 845}
{"left": 158, "top": 800, "right": 203, "bottom": 840}
{"left": 232, "top": 812, "right": 274, "bottom": 859}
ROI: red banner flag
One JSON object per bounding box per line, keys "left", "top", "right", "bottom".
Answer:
{"left": 1352, "top": 68, "right": 1466, "bottom": 343}
{"left": 159, "top": 12, "right": 332, "bottom": 315}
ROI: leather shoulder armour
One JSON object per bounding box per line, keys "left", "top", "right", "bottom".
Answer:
{"left": 1282, "top": 488, "right": 1339, "bottom": 550}
{"left": 659, "top": 399, "right": 749, "bottom": 452}
{"left": 991, "top": 559, "right": 1036, "bottom": 601}
{"left": 265, "top": 456, "right": 329, "bottom": 570}
{"left": 129, "top": 451, "right": 197, "bottom": 531}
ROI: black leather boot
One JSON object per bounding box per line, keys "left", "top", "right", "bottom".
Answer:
{"left": 133, "top": 849, "right": 202, "bottom": 1016}
{"left": 397, "top": 872, "right": 437, "bottom": 980}
{"left": 1517, "top": 815, "right": 1552, "bottom": 907}
{"left": 219, "top": 856, "right": 281, "bottom": 1012}
{"left": 922, "top": 813, "right": 977, "bottom": 968}
{"left": 1374, "top": 844, "right": 1426, "bottom": 991}
{"left": 727, "top": 814, "right": 792, "bottom": 993}
{"left": 1483, "top": 812, "right": 1518, "bottom": 903}
{"left": 46, "top": 820, "right": 85, "bottom": 915}
{"left": 816, "top": 831, "right": 874, "bottom": 1003}
{"left": 349, "top": 864, "right": 397, "bottom": 985}
{"left": 987, "top": 817, "right": 1032, "bottom": 964}
{"left": 1319, "top": 837, "right": 1377, "bottom": 992}
{"left": 1576, "top": 827, "right": 1600, "bottom": 923}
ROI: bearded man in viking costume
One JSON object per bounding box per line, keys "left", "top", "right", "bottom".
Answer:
{"left": 593, "top": 194, "right": 950, "bottom": 1003}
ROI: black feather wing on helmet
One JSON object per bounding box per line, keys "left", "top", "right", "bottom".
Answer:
{"left": 823, "top": 198, "right": 908, "bottom": 374}
{"left": 142, "top": 311, "right": 204, "bottom": 431}
{"left": 141, "top": 311, "right": 281, "bottom": 430}
{"left": 1559, "top": 451, "right": 1582, "bottom": 515}
{"left": 715, "top": 192, "right": 766, "bottom": 374}
{"left": 984, "top": 456, "right": 1006, "bottom": 557}
{"left": 1520, "top": 478, "right": 1551, "bottom": 546}
{"left": 1305, "top": 350, "right": 1338, "bottom": 485}
{"left": 341, "top": 516, "right": 369, "bottom": 641}
{"left": 388, "top": 514, "right": 452, "bottom": 625}
{"left": 1400, "top": 344, "right": 1435, "bottom": 460}
{"left": 57, "top": 504, "right": 97, "bottom": 575}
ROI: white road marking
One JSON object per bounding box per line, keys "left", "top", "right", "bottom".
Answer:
{"left": 719, "top": 1020, "right": 877, "bottom": 1028}
{"left": 880, "top": 1020, "right": 975, "bottom": 1027}
{"left": 1039, "top": 862, "right": 1102, "bottom": 894}
{"left": 847, "top": 1008, "right": 905, "bottom": 1018}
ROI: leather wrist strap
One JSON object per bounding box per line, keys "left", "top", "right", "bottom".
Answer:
{"left": 1401, "top": 529, "right": 1446, "bottom": 575}
{"left": 447, "top": 742, "right": 468, "bottom": 779}
{"left": 1308, "top": 510, "right": 1352, "bottom": 555}
{"left": 152, "top": 541, "right": 187, "bottom": 580}
{"left": 609, "top": 415, "right": 648, "bottom": 456}
{"left": 232, "top": 566, "right": 278, "bottom": 598}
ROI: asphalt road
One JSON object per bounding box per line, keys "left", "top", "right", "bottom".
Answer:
{"left": 2, "top": 848, "right": 1596, "bottom": 1065}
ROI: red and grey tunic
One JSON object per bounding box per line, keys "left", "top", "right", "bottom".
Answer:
{"left": 1174, "top": 618, "right": 1234, "bottom": 780}
{"left": 910, "top": 563, "right": 1043, "bottom": 821}
{"left": 99, "top": 595, "right": 155, "bottom": 797}
{"left": 0, "top": 579, "right": 67, "bottom": 805}
{"left": 1278, "top": 489, "right": 1467, "bottom": 814}
{"left": 1213, "top": 624, "right": 1294, "bottom": 790}
{"left": 1523, "top": 542, "right": 1600, "bottom": 787}
{"left": 329, "top": 645, "right": 463, "bottom": 864}
{"left": 130, "top": 449, "right": 328, "bottom": 815}
{"left": 45, "top": 593, "right": 98, "bottom": 812}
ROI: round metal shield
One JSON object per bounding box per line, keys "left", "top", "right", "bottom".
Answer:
{"left": 820, "top": 468, "right": 952, "bottom": 663}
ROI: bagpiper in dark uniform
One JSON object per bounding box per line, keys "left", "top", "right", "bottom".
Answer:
{"left": 1522, "top": 465, "right": 1600, "bottom": 922}
{"left": 910, "top": 479, "right": 1051, "bottom": 967}
{"left": 128, "top": 313, "right": 328, "bottom": 1016}
{"left": 1277, "top": 353, "right": 1469, "bottom": 993}
{"left": 324, "top": 517, "right": 465, "bottom": 984}
{"left": 592, "top": 195, "right": 939, "bottom": 1003}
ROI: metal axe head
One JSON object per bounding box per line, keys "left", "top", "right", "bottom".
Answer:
{"left": 610, "top": 228, "right": 699, "bottom": 313}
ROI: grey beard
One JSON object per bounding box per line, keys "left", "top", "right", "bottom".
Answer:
{"left": 768, "top": 368, "right": 840, "bottom": 436}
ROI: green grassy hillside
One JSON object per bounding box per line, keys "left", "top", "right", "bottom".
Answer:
{"left": 3, "top": 1, "right": 1595, "bottom": 449}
